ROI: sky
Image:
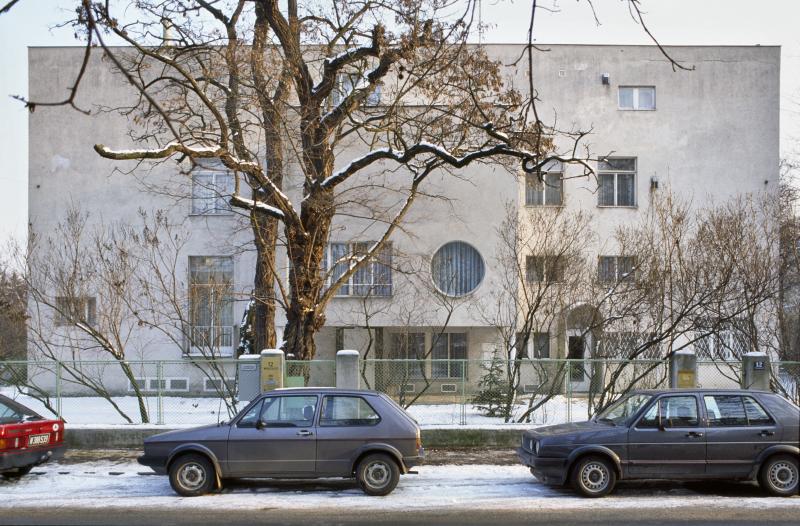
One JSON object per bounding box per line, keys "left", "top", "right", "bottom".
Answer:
{"left": 1, "top": 0, "right": 799, "bottom": 244}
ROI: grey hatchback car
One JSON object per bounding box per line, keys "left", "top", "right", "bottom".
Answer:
{"left": 518, "top": 389, "right": 800, "bottom": 497}
{"left": 139, "top": 388, "right": 424, "bottom": 496}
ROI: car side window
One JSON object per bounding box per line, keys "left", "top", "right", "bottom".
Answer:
{"left": 259, "top": 395, "right": 318, "bottom": 428}
{"left": 237, "top": 400, "right": 264, "bottom": 428}
{"left": 636, "top": 396, "right": 699, "bottom": 428}
{"left": 743, "top": 397, "right": 775, "bottom": 426}
{"left": 319, "top": 396, "right": 381, "bottom": 427}
{"left": 704, "top": 395, "right": 748, "bottom": 426}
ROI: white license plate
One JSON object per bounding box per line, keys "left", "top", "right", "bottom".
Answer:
{"left": 27, "top": 434, "right": 50, "bottom": 447}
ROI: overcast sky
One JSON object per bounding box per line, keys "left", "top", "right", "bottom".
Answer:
{"left": 1, "top": 0, "right": 799, "bottom": 243}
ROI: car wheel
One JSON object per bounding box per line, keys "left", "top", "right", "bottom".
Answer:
{"left": 759, "top": 455, "right": 799, "bottom": 497}
{"left": 356, "top": 453, "right": 400, "bottom": 496}
{"left": 1, "top": 466, "right": 34, "bottom": 480}
{"left": 571, "top": 456, "right": 616, "bottom": 498}
{"left": 168, "top": 454, "right": 215, "bottom": 497}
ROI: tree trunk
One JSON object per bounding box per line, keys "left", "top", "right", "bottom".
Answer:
{"left": 251, "top": 210, "right": 278, "bottom": 352}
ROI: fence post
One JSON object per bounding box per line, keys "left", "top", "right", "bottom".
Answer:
{"left": 157, "top": 361, "right": 164, "bottom": 425}
{"left": 460, "top": 359, "right": 467, "bottom": 426}
{"left": 55, "top": 361, "right": 62, "bottom": 419}
{"left": 260, "top": 349, "right": 285, "bottom": 392}
{"left": 566, "top": 360, "right": 572, "bottom": 423}
{"left": 741, "top": 352, "right": 770, "bottom": 390}
{"left": 336, "top": 350, "right": 360, "bottom": 389}
{"left": 669, "top": 350, "right": 697, "bottom": 389}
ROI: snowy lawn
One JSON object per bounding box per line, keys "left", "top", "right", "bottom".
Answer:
{"left": 1, "top": 460, "right": 798, "bottom": 511}
{"left": 4, "top": 389, "right": 590, "bottom": 428}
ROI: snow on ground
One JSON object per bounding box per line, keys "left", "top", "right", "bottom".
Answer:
{"left": 5, "top": 389, "right": 589, "bottom": 428}
{"left": 1, "top": 461, "right": 798, "bottom": 511}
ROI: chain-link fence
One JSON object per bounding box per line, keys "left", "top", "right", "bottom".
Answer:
{"left": 1, "top": 358, "right": 797, "bottom": 426}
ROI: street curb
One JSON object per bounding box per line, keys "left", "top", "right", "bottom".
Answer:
{"left": 64, "top": 427, "right": 524, "bottom": 449}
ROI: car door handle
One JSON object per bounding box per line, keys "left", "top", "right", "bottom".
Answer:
{"left": 759, "top": 430, "right": 775, "bottom": 437}
{"left": 296, "top": 430, "right": 314, "bottom": 437}
{"left": 685, "top": 432, "right": 704, "bottom": 438}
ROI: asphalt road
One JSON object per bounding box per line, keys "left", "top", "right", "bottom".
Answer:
{"left": 3, "top": 505, "right": 799, "bottom": 526}
{"left": 2, "top": 452, "right": 798, "bottom": 525}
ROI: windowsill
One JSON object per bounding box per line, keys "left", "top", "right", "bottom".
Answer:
{"left": 596, "top": 205, "right": 638, "bottom": 209}
{"left": 332, "top": 294, "right": 393, "bottom": 299}
{"left": 524, "top": 204, "right": 565, "bottom": 208}
{"left": 185, "top": 349, "right": 235, "bottom": 358}
{"left": 188, "top": 212, "right": 236, "bottom": 217}
{"left": 618, "top": 108, "right": 656, "bottom": 111}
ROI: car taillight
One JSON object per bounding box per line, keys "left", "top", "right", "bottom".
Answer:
{"left": 415, "top": 428, "right": 422, "bottom": 450}
{"left": 0, "top": 438, "right": 6, "bottom": 450}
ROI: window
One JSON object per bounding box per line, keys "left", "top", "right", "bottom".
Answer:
{"left": 598, "top": 256, "right": 636, "bottom": 283}
{"left": 431, "top": 332, "right": 467, "bottom": 379}
{"left": 694, "top": 320, "right": 750, "bottom": 360}
{"left": 518, "top": 332, "right": 550, "bottom": 359}
{"left": 704, "top": 395, "right": 774, "bottom": 427}
{"left": 637, "top": 396, "right": 699, "bottom": 428}
{"left": 431, "top": 241, "right": 485, "bottom": 297}
{"left": 618, "top": 86, "right": 655, "bottom": 110}
{"left": 390, "top": 332, "right": 426, "bottom": 378}
{"left": 598, "top": 158, "right": 636, "bottom": 207}
{"left": 525, "top": 160, "right": 563, "bottom": 206}
{"left": 526, "top": 255, "right": 564, "bottom": 283}
{"left": 204, "top": 378, "right": 236, "bottom": 392}
{"left": 319, "top": 396, "right": 381, "bottom": 426}
{"left": 128, "top": 377, "right": 189, "bottom": 393}
{"left": 239, "top": 395, "right": 318, "bottom": 428}
{"left": 323, "top": 242, "right": 392, "bottom": 297}
{"left": 332, "top": 73, "right": 381, "bottom": 106}
{"left": 191, "top": 164, "right": 234, "bottom": 215}
{"left": 54, "top": 296, "right": 97, "bottom": 327}
{"left": 597, "top": 332, "right": 658, "bottom": 359}
{"left": 188, "top": 256, "right": 234, "bottom": 356}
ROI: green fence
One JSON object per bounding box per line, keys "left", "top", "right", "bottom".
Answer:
{"left": 1, "top": 358, "right": 797, "bottom": 426}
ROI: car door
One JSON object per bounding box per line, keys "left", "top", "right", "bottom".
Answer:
{"left": 627, "top": 394, "right": 706, "bottom": 477}
{"left": 314, "top": 395, "right": 384, "bottom": 476}
{"left": 703, "top": 394, "right": 780, "bottom": 478}
{"left": 227, "top": 394, "right": 319, "bottom": 476}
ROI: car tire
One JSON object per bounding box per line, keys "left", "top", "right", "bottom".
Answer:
{"left": 1, "top": 466, "right": 34, "bottom": 480}
{"left": 168, "top": 454, "right": 215, "bottom": 497}
{"left": 356, "top": 453, "right": 400, "bottom": 496}
{"left": 570, "top": 456, "right": 616, "bottom": 498}
{"left": 758, "top": 455, "right": 799, "bottom": 497}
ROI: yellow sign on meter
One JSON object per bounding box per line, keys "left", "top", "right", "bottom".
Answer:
{"left": 260, "top": 355, "right": 283, "bottom": 392}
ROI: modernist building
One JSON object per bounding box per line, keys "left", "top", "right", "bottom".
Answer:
{"left": 27, "top": 44, "right": 780, "bottom": 394}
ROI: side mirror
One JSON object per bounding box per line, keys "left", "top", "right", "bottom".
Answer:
{"left": 256, "top": 419, "right": 267, "bottom": 430}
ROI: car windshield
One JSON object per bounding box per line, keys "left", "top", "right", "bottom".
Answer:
{"left": 595, "top": 393, "right": 653, "bottom": 425}
{"left": 0, "top": 398, "right": 43, "bottom": 424}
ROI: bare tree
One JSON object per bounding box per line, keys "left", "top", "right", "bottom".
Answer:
{"left": 16, "top": 208, "right": 243, "bottom": 423}
{"left": 14, "top": 0, "right": 597, "bottom": 361}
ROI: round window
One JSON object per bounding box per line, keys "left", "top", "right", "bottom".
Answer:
{"left": 431, "top": 241, "right": 485, "bottom": 297}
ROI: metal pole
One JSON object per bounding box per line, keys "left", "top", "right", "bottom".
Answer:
{"left": 55, "top": 361, "right": 62, "bottom": 419}
{"left": 157, "top": 361, "right": 164, "bottom": 425}
{"left": 566, "top": 360, "right": 572, "bottom": 423}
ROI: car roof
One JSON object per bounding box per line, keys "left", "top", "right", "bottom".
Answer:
{"left": 261, "top": 387, "right": 383, "bottom": 396}
{"left": 627, "top": 388, "right": 774, "bottom": 395}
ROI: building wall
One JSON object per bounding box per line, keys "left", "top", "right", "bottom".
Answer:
{"left": 27, "top": 45, "right": 780, "bottom": 365}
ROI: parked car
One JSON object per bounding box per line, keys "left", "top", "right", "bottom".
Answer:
{"left": 0, "top": 394, "right": 66, "bottom": 479}
{"left": 139, "top": 388, "right": 424, "bottom": 496}
{"left": 518, "top": 389, "right": 800, "bottom": 497}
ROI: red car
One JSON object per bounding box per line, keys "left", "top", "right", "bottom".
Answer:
{"left": 0, "top": 394, "right": 65, "bottom": 479}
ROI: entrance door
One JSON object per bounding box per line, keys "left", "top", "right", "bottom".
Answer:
{"left": 227, "top": 394, "right": 318, "bottom": 476}
{"left": 566, "top": 330, "right": 591, "bottom": 392}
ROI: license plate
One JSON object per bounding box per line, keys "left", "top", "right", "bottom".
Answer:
{"left": 27, "top": 434, "right": 50, "bottom": 447}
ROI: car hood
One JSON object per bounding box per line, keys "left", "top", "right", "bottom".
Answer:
{"left": 524, "top": 420, "right": 625, "bottom": 444}
{"left": 145, "top": 423, "right": 229, "bottom": 443}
